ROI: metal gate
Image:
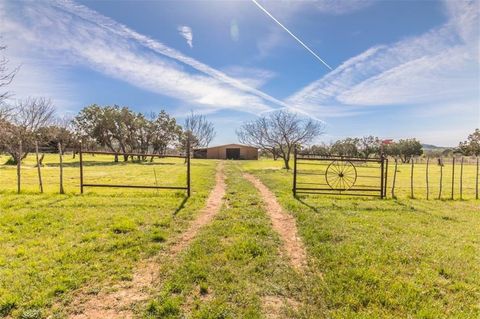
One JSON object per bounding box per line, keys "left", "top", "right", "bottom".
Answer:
{"left": 293, "top": 149, "right": 388, "bottom": 198}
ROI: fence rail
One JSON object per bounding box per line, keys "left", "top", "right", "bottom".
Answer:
{"left": 79, "top": 140, "right": 191, "bottom": 196}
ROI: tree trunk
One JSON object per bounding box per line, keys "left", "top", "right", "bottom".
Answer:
{"left": 35, "top": 141, "right": 43, "bottom": 193}
{"left": 283, "top": 154, "right": 290, "bottom": 170}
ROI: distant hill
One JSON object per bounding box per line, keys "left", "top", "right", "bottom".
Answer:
{"left": 422, "top": 144, "right": 452, "bottom": 151}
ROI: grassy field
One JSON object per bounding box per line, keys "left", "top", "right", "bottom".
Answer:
{"left": 241, "top": 159, "right": 480, "bottom": 318}
{"left": 0, "top": 153, "right": 217, "bottom": 318}
{"left": 0, "top": 155, "right": 479, "bottom": 318}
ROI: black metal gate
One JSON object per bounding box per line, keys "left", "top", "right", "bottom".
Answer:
{"left": 293, "top": 149, "right": 388, "bottom": 198}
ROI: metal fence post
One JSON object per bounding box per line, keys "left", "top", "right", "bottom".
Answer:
{"left": 293, "top": 145, "right": 297, "bottom": 197}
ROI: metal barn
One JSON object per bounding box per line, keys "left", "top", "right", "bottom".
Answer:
{"left": 193, "top": 144, "right": 258, "bottom": 160}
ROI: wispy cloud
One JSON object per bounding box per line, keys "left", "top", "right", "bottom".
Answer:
{"left": 312, "top": 0, "right": 375, "bottom": 15}
{"left": 178, "top": 25, "right": 193, "bottom": 48}
{"left": 222, "top": 66, "right": 275, "bottom": 89}
{"left": 0, "top": 0, "right": 287, "bottom": 115}
{"left": 286, "top": 0, "right": 480, "bottom": 119}
{"left": 49, "top": 0, "right": 288, "bottom": 110}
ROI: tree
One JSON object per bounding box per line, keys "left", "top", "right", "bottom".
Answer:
{"left": 38, "top": 116, "right": 77, "bottom": 154}
{"left": 0, "top": 97, "right": 55, "bottom": 163}
{"left": 237, "top": 110, "right": 324, "bottom": 169}
{"left": 74, "top": 105, "right": 138, "bottom": 161}
{"left": 330, "top": 138, "right": 359, "bottom": 157}
{"left": 458, "top": 129, "right": 480, "bottom": 156}
{"left": 357, "top": 136, "right": 381, "bottom": 158}
{"left": 150, "top": 111, "right": 182, "bottom": 156}
{"left": 386, "top": 139, "right": 423, "bottom": 163}
{"left": 183, "top": 112, "right": 215, "bottom": 149}
{"left": 0, "top": 42, "right": 18, "bottom": 105}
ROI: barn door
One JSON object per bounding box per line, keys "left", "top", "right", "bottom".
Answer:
{"left": 226, "top": 148, "right": 240, "bottom": 159}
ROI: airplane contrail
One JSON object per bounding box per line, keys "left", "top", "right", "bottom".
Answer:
{"left": 251, "top": 0, "right": 333, "bottom": 70}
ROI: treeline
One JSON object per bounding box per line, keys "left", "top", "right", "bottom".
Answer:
{"left": 0, "top": 99, "right": 215, "bottom": 164}
{"left": 302, "top": 132, "right": 480, "bottom": 163}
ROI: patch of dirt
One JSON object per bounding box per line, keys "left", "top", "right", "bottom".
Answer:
{"left": 168, "top": 162, "right": 226, "bottom": 255}
{"left": 262, "top": 295, "right": 300, "bottom": 319}
{"left": 65, "top": 162, "right": 226, "bottom": 318}
{"left": 243, "top": 173, "right": 307, "bottom": 272}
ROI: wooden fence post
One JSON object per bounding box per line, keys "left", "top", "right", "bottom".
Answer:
{"left": 438, "top": 158, "right": 443, "bottom": 200}
{"left": 79, "top": 143, "right": 84, "bottom": 194}
{"left": 186, "top": 137, "right": 191, "bottom": 197}
{"left": 460, "top": 157, "right": 464, "bottom": 200}
{"left": 17, "top": 140, "right": 22, "bottom": 194}
{"left": 410, "top": 158, "right": 414, "bottom": 199}
{"left": 384, "top": 157, "right": 389, "bottom": 198}
{"left": 391, "top": 158, "right": 398, "bottom": 198}
{"left": 426, "top": 157, "right": 429, "bottom": 200}
{"left": 59, "top": 142, "right": 64, "bottom": 194}
{"left": 451, "top": 157, "right": 455, "bottom": 200}
{"left": 476, "top": 157, "right": 479, "bottom": 200}
{"left": 35, "top": 141, "right": 43, "bottom": 193}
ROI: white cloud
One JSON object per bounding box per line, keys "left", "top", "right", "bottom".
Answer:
{"left": 312, "top": 0, "right": 375, "bottom": 15}
{"left": 49, "top": 0, "right": 289, "bottom": 110}
{"left": 0, "top": 0, "right": 287, "bottom": 115}
{"left": 286, "top": 0, "right": 480, "bottom": 118}
{"left": 222, "top": 66, "right": 275, "bottom": 88}
{"left": 178, "top": 25, "right": 193, "bottom": 48}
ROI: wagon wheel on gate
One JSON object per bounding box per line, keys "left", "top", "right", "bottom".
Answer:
{"left": 325, "top": 160, "right": 357, "bottom": 190}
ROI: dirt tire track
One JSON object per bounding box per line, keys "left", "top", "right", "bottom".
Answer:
{"left": 243, "top": 173, "right": 307, "bottom": 272}
{"left": 66, "top": 162, "right": 226, "bottom": 319}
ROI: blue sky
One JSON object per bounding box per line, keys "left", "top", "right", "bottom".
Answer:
{"left": 1, "top": 0, "right": 479, "bottom": 146}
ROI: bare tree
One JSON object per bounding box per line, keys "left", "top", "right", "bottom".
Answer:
{"left": 237, "top": 110, "right": 324, "bottom": 169}
{"left": 184, "top": 111, "right": 216, "bottom": 149}
{"left": 0, "top": 97, "right": 55, "bottom": 163}
{"left": 0, "top": 42, "right": 18, "bottom": 105}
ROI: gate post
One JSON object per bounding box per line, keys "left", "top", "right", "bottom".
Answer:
{"left": 380, "top": 155, "right": 385, "bottom": 199}
{"left": 293, "top": 145, "right": 297, "bottom": 197}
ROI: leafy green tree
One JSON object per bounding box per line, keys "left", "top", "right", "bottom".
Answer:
{"left": 330, "top": 138, "right": 359, "bottom": 157}
{"left": 458, "top": 129, "right": 480, "bottom": 156}
{"left": 386, "top": 139, "right": 423, "bottom": 163}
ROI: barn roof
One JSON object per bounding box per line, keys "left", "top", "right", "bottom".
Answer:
{"left": 194, "top": 143, "right": 257, "bottom": 150}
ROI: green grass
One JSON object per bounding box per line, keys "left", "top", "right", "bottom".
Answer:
{"left": 1, "top": 155, "right": 479, "bottom": 318}
{"left": 241, "top": 159, "right": 480, "bottom": 318}
{"left": 0, "top": 154, "right": 217, "bottom": 318}
{"left": 144, "top": 162, "right": 324, "bottom": 318}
